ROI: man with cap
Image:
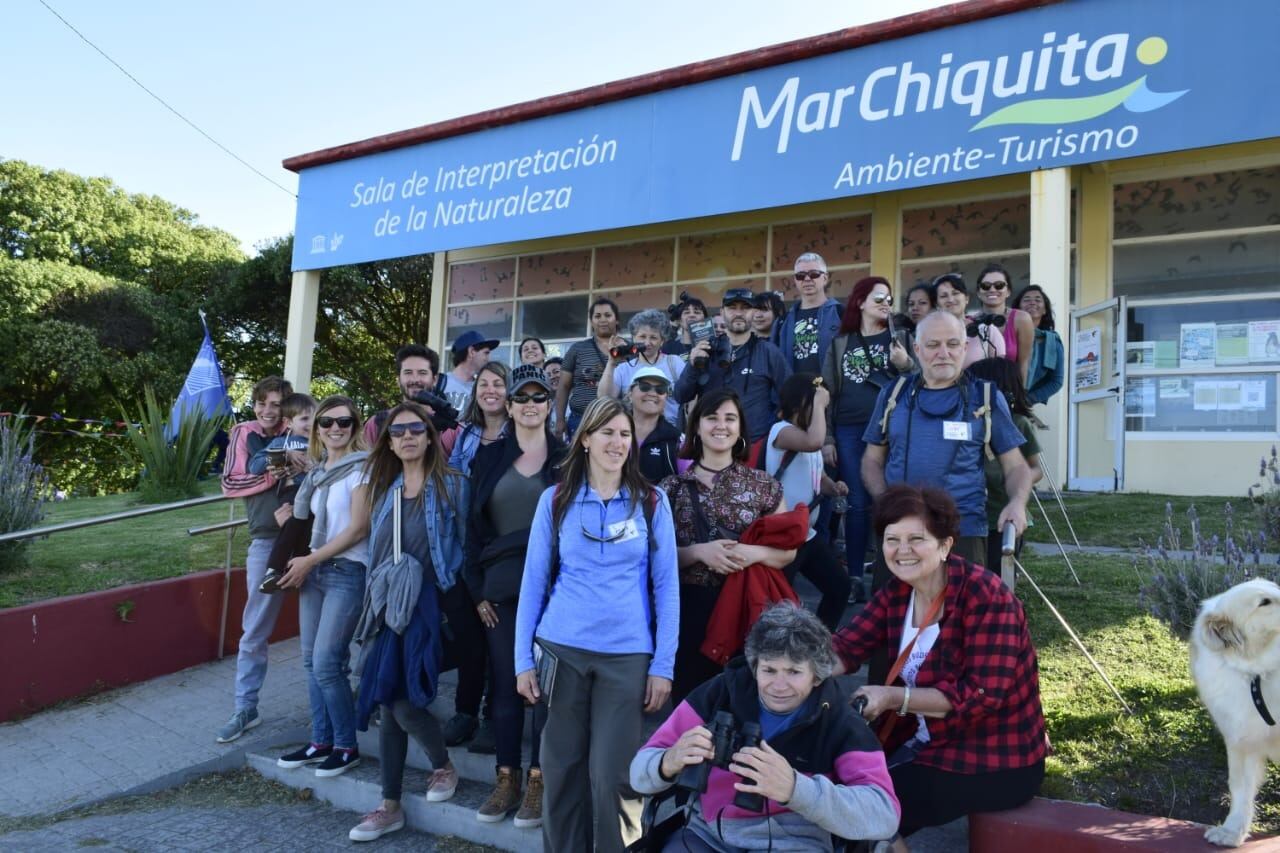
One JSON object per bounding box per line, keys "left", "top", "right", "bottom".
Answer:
{"left": 771, "top": 252, "right": 845, "bottom": 374}
{"left": 555, "top": 297, "right": 623, "bottom": 440}
{"left": 627, "top": 364, "right": 682, "bottom": 484}
{"left": 673, "top": 287, "right": 792, "bottom": 446}
{"left": 442, "top": 330, "right": 499, "bottom": 416}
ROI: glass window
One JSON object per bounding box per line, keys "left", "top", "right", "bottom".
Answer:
{"left": 677, "top": 229, "right": 767, "bottom": 281}
{"left": 449, "top": 259, "right": 516, "bottom": 303}
{"left": 518, "top": 250, "right": 590, "bottom": 297}
{"left": 446, "top": 302, "right": 513, "bottom": 346}
{"left": 898, "top": 255, "right": 1031, "bottom": 310}
{"left": 598, "top": 286, "right": 676, "bottom": 332}
{"left": 771, "top": 215, "right": 871, "bottom": 270}
{"left": 1126, "top": 300, "right": 1280, "bottom": 369}
{"left": 679, "top": 278, "right": 766, "bottom": 313}
{"left": 1124, "top": 374, "right": 1276, "bottom": 433}
{"left": 901, "top": 197, "right": 1030, "bottom": 260}
{"left": 768, "top": 266, "right": 869, "bottom": 305}
{"left": 517, "top": 294, "right": 588, "bottom": 342}
{"left": 1114, "top": 231, "right": 1280, "bottom": 299}
{"left": 1114, "top": 167, "right": 1280, "bottom": 239}
{"left": 594, "top": 240, "right": 675, "bottom": 288}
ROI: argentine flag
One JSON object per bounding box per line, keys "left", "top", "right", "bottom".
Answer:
{"left": 166, "top": 312, "right": 231, "bottom": 440}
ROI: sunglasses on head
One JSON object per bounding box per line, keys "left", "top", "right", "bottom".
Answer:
{"left": 387, "top": 421, "right": 428, "bottom": 438}
{"left": 634, "top": 381, "right": 669, "bottom": 394}
{"left": 978, "top": 280, "right": 1009, "bottom": 291}
{"left": 316, "top": 416, "right": 355, "bottom": 429}
{"left": 510, "top": 392, "right": 550, "bottom": 404}
{"left": 794, "top": 270, "right": 826, "bottom": 281}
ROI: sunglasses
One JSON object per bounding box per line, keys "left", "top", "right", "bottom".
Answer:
{"left": 316, "top": 416, "right": 355, "bottom": 429}
{"left": 634, "top": 381, "right": 669, "bottom": 394}
{"left": 579, "top": 503, "right": 627, "bottom": 543}
{"left": 794, "top": 270, "right": 826, "bottom": 281}
{"left": 978, "top": 281, "right": 1009, "bottom": 291}
{"left": 387, "top": 421, "right": 428, "bottom": 438}
{"left": 867, "top": 293, "right": 892, "bottom": 304}
{"left": 510, "top": 392, "right": 550, "bottom": 404}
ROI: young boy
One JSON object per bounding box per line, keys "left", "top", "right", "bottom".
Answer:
{"left": 217, "top": 376, "right": 293, "bottom": 743}
{"left": 249, "top": 393, "right": 316, "bottom": 593}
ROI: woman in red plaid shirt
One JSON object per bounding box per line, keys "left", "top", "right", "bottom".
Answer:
{"left": 833, "top": 485, "right": 1046, "bottom": 848}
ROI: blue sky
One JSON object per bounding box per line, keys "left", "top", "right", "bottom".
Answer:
{"left": 3, "top": 1, "right": 944, "bottom": 254}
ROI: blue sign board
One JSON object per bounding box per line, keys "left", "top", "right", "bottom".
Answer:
{"left": 292, "top": 0, "right": 1280, "bottom": 270}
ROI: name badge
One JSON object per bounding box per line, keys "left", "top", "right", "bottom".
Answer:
{"left": 608, "top": 519, "right": 641, "bottom": 543}
{"left": 943, "top": 421, "right": 970, "bottom": 441}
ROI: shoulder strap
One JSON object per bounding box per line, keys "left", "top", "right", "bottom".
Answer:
{"left": 832, "top": 334, "right": 848, "bottom": 398}
{"left": 878, "top": 375, "right": 912, "bottom": 435}
{"left": 773, "top": 448, "right": 799, "bottom": 480}
{"left": 547, "top": 483, "right": 563, "bottom": 598}
{"left": 684, "top": 478, "right": 715, "bottom": 543}
{"left": 972, "top": 380, "right": 995, "bottom": 460}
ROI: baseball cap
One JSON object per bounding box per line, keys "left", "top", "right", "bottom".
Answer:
{"left": 722, "top": 288, "right": 756, "bottom": 307}
{"left": 451, "top": 329, "right": 500, "bottom": 356}
{"left": 629, "top": 365, "right": 671, "bottom": 389}
{"left": 508, "top": 364, "right": 552, "bottom": 395}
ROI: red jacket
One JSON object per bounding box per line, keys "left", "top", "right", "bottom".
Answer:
{"left": 700, "top": 505, "right": 810, "bottom": 665}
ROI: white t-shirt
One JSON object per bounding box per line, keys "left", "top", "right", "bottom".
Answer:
{"left": 613, "top": 355, "right": 685, "bottom": 426}
{"left": 765, "top": 421, "right": 823, "bottom": 542}
{"left": 309, "top": 468, "right": 370, "bottom": 566}
{"left": 898, "top": 591, "right": 941, "bottom": 743}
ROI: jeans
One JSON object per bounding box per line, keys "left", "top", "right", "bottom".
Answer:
{"left": 834, "top": 423, "right": 873, "bottom": 579}
{"left": 485, "top": 601, "right": 546, "bottom": 771}
{"left": 439, "top": 580, "right": 487, "bottom": 718}
{"left": 299, "top": 557, "right": 366, "bottom": 749}
{"left": 235, "top": 537, "right": 286, "bottom": 712}
{"left": 379, "top": 699, "right": 450, "bottom": 801}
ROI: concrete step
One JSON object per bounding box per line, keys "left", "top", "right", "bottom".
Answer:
{"left": 247, "top": 749, "right": 532, "bottom": 852}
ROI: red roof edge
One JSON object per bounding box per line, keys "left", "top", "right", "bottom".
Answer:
{"left": 283, "top": 0, "right": 1059, "bottom": 173}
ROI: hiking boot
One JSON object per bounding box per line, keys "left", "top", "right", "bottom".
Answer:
{"left": 513, "top": 768, "right": 544, "bottom": 829}
{"left": 476, "top": 767, "right": 520, "bottom": 823}
{"left": 442, "top": 712, "right": 478, "bottom": 746}
{"left": 349, "top": 806, "right": 405, "bottom": 842}
{"left": 426, "top": 765, "right": 459, "bottom": 802}
{"left": 277, "top": 743, "right": 332, "bottom": 769}
{"left": 315, "top": 747, "right": 361, "bottom": 777}
{"left": 215, "top": 708, "right": 260, "bottom": 743}
{"left": 467, "top": 718, "right": 496, "bottom": 754}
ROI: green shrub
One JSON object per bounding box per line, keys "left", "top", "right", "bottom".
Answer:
{"left": 0, "top": 414, "right": 49, "bottom": 571}
{"left": 119, "top": 387, "right": 226, "bottom": 504}
{"left": 1138, "top": 501, "right": 1277, "bottom": 639}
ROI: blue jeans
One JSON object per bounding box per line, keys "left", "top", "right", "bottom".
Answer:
{"left": 834, "top": 423, "right": 873, "bottom": 579}
{"left": 235, "top": 537, "right": 286, "bottom": 712}
{"left": 299, "top": 557, "right": 366, "bottom": 748}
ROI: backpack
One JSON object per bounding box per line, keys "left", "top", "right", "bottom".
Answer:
{"left": 878, "top": 374, "right": 996, "bottom": 460}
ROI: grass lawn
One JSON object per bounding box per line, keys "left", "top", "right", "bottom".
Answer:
{"left": 1025, "top": 489, "right": 1261, "bottom": 549}
{"left": 0, "top": 481, "right": 250, "bottom": 609}
{"left": 1022, "top": 550, "right": 1279, "bottom": 833}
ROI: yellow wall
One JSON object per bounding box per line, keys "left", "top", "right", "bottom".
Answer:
{"left": 1126, "top": 440, "right": 1272, "bottom": 497}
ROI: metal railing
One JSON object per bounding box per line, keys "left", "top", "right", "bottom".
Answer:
{"left": 3, "top": 492, "right": 249, "bottom": 659}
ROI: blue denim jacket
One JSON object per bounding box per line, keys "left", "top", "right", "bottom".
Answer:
{"left": 369, "top": 471, "right": 469, "bottom": 592}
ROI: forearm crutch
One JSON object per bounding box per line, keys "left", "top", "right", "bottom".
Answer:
{"left": 1038, "top": 460, "right": 1083, "bottom": 551}
{"left": 1014, "top": 556, "right": 1132, "bottom": 715}
{"left": 1031, "top": 490, "right": 1082, "bottom": 586}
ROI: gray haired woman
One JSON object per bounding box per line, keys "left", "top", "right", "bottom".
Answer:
{"left": 599, "top": 307, "right": 686, "bottom": 426}
{"left": 631, "top": 602, "right": 900, "bottom": 851}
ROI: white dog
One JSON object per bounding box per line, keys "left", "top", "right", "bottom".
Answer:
{"left": 1191, "top": 578, "right": 1280, "bottom": 847}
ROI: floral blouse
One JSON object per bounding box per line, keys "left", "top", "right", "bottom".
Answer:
{"left": 658, "top": 463, "right": 784, "bottom": 587}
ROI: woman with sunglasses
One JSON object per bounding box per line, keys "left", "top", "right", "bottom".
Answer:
{"left": 515, "top": 396, "right": 679, "bottom": 852}
{"left": 976, "top": 263, "right": 1034, "bottom": 384}
{"left": 628, "top": 365, "right": 681, "bottom": 484}
{"left": 821, "top": 277, "right": 913, "bottom": 603}
{"left": 519, "top": 337, "right": 547, "bottom": 369}
{"left": 933, "top": 273, "right": 1005, "bottom": 367}
{"left": 1011, "top": 284, "right": 1065, "bottom": 405}
{"left": 345, "top": 402, "right": 468, "bottom": 842}
{"left": 660, "top": 388, "right": 795, "bottom": 702}
{"left": 447, "top": 361, "right": 510, "bottom": 474}
{"left": 276, "top": 396, "right": 370, "bottom": 778}
{"left": 464, "top": 365, "right": 565, "bottom": 828}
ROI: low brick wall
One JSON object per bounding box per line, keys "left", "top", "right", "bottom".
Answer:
{"left": 0, "top": 568, "right": 298, "bottom": 722}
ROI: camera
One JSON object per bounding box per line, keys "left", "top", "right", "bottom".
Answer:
{"left": 412, "top": 389, "right": 461, "bottom": 433}
{"left": 688, "top": 318, "right": 732, "bottom": 373}
{"left": 966, "top": 312, "right": 1007, "bottom": 338}
{"left": 610, "top": 340, "right": 646, "bottom": 361}
{"left": 668, "top": 289, "right": 695, "bottom": 322}
{"left": 675, "top": 711, "right": 765, "bottom": 812}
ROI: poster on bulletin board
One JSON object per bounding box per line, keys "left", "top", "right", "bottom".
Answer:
{"left": 1180, "top": 323, "right": 1216, "bottom": 367}
{"left": 1249, "top": 320, "right": 1280, "bottom": 364}
{"left": 1074, "top": 327, "right": 1101, "bottom": 391}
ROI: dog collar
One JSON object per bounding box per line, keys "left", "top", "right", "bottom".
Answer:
{"left": 1252, "top": 675, "right": 1276, "bottom": 726}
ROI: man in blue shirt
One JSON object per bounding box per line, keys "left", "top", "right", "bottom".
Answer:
{"left": 862, "top": 311, "right": 1031, "bottom": 567}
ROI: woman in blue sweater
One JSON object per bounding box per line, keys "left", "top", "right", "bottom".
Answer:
{"left": 514, "top": 396, "right": 680, "bottom": 853}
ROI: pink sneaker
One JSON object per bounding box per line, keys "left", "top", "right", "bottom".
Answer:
{"left": 427, "top": 765, "right": 459, "bottom": 802}
{"left": 348, "top": 806, "right": 405, "bottom": 842}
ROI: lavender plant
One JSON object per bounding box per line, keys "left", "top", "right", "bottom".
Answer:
{"left": 1248, "top": 445, "right": 1280, "bottom": 544}
{"left": 0, "top": 414, "right": 49, "bottom": 571}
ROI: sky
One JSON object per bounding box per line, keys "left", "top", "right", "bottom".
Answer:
{"left": 2, "top": 0, "right": 949, "bottom": 255}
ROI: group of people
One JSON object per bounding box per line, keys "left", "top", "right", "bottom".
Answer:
{"left": 215, "top": 252, "right": 1058, "bottom": 851}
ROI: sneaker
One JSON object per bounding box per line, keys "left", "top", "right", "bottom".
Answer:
{"left": 215, "top": 708, "right": 260, "bottom": 743}
{"left": 476, "top": 767, "right": 521, "bottom": 823}
{"left": 442, "top": 712, "right": 478, "bottom": 746}
{"left": 349, "top": 806, "right": 405, "bottom": 842}
{"left": 315, "top": 747, "right": 361, "bottom": 777}
{"left": 426, "top": 765, "right": 459, "bottom": 802}
{"left": 277, "top": 743, "right": 332, "bottom": 769}
{"left": 258, "top": 568, "right": 284, "bottom": 594}
{"left": 513, "top": 768, "right": 544, "bottom": 829}
{"left": 467, "top": 718, "right": 497, "bottom": 754}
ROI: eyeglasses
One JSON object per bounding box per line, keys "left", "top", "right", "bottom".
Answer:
{"left": 317, "top": 416, "right": 355, "bottom": 429}
{"left": 978, "top": 281, "right": 1009, "bottom": 291}
{"left": 387, "top": 421, "right": 428, "bottom": 438}
{"left": 868, "top": 293, "right": 892, "bottom": 304}
{"left": 794, "top": 270, "right": 826, "bottom": 281}
{"left": 510, "top": 392, "right": 550, "bottom": 404}
{"left": 634, "top": 381, "right": 669, "bottom": 394}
